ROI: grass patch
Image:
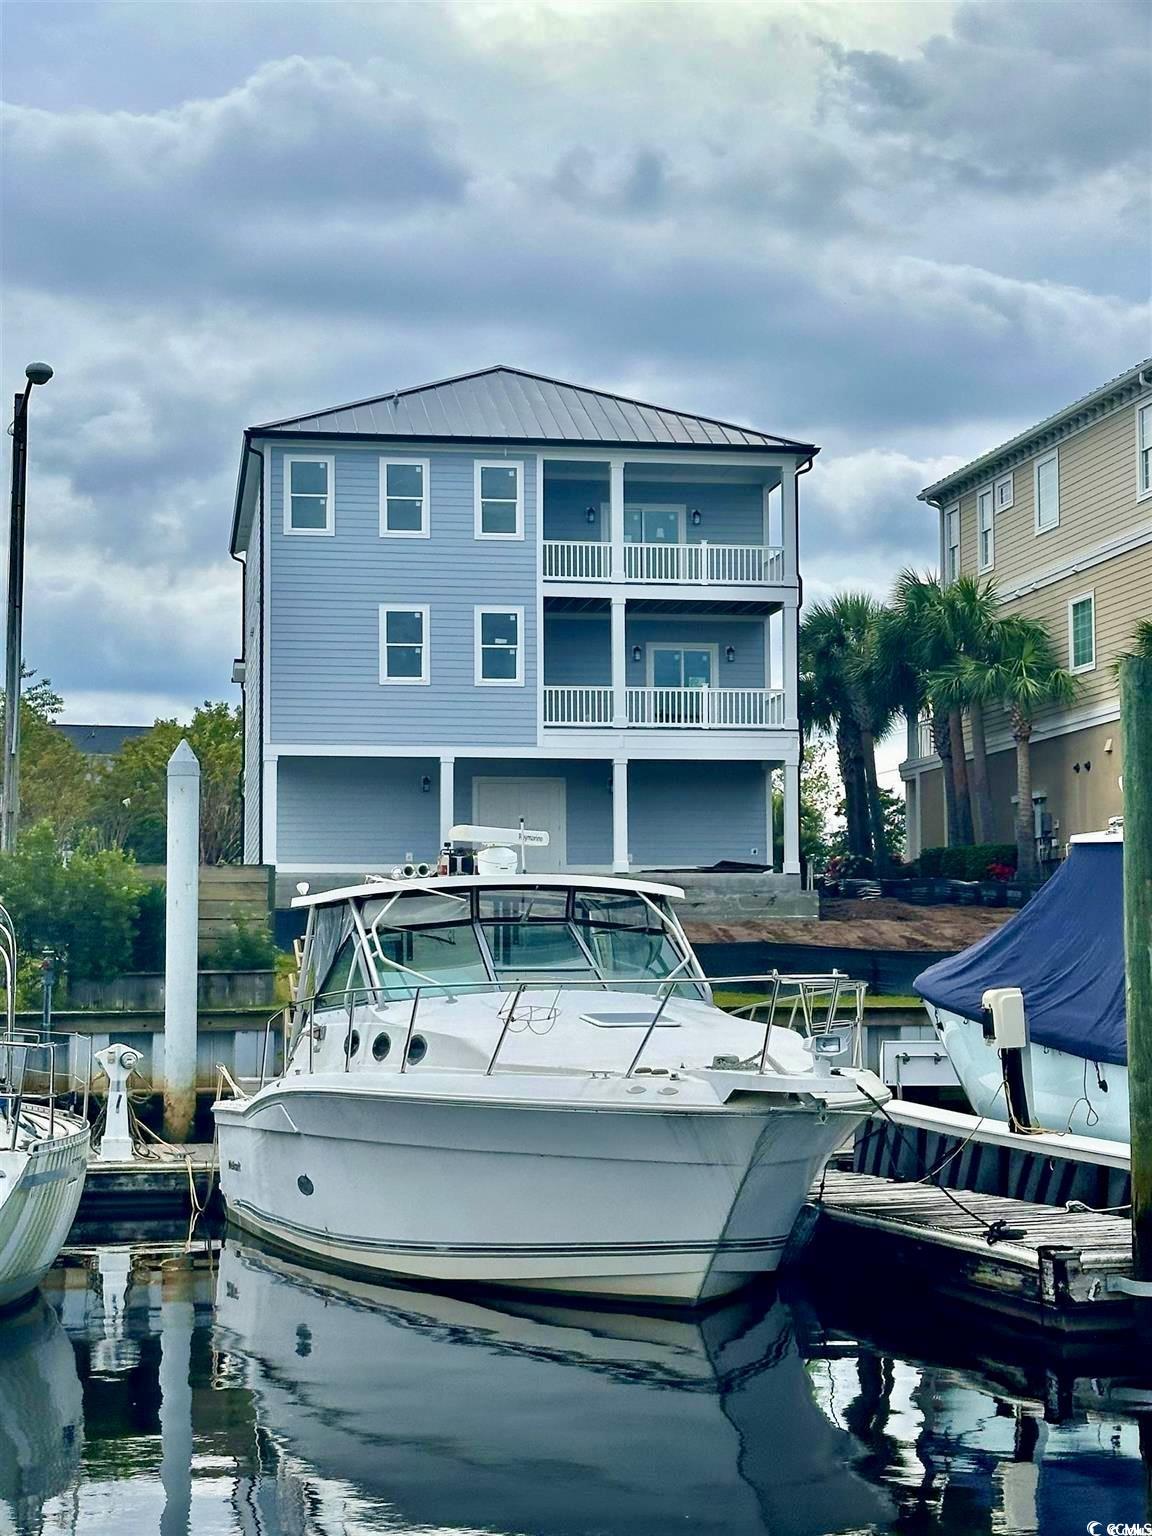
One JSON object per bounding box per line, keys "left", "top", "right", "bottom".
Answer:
{"left": 713, "top": 989, "right": 923, "bottom": 1011}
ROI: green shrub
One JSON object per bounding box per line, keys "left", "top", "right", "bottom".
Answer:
{"left": 131, "top": 881, "right": 166, "bottom": 970}
{"left": 918, "top": 844, "right": 1017, "bottom": 881}
{"left": 0, "top": 822, "right": 145, "bottom": 981}
{"left": 202, "top": 907, "right": 280, "bottom": 971}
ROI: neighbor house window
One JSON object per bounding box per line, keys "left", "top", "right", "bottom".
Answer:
{"left": 380, "top": 458, "right": 429, "bottom": 537}
{"left": 1034, "top": 450, "right": 1060, "bottom": 532}
{"left": 994, "top": 472, "right": 1014, "bottom": 510}
{"left": 379, "top": 605, "right": 429, "bottom": 684}
{"left": 475, "top": 607, "right": 523, "bottom": 684}
{"left": 474, "top": 462, "right": 523, "bottom": 538}
{"left": 977, "top": 486, "right": 994, "bottom": 571}
{"left": 1068, "top": 593, "right": 1095, "bottom": 673}
{"left": 1138, "top": 402, "right": 1152, "bottom": 499}
{"left": 944, "top": 504, "right": 959, "bottom": 582}
{"left": 284, "top": 456, "right": 335, "bottom": 535}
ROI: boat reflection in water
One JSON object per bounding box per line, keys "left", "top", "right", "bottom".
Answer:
{"left": 0, "top": 1293, "right": 84, "bottom": 1528}
{"left": 215, "top": 1236, "right": 891, "bottom": 1536}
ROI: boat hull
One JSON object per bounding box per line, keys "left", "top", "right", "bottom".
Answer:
{"left": 0, "top": 1120, "right": 90, "bottom": 1308}
{"left": 216, "top": 1087, "right": 861, "bottom": 1305}
{"left": 932, "top": 1008, "right": 1129, "bottom": 1143}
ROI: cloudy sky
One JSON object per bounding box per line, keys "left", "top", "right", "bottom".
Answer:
{"left": 3, "top": 0, "right": 1150, "bottom": 787}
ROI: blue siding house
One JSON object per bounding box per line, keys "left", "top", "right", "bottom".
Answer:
{"left": 230, "top": 368, "right": 813, "bottom": 885}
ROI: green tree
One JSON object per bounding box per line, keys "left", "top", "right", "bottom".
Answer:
{"left": 89, "top": 702, "right": 243, "bottom": 864}
{"left": 0, "top": 672, "right": 93, "bottom": 843}
{"left": 931, "top": 618, "right": 1079, "bottom": 880}
{"left": 800, "top": 605, "right": 871, "bottom": 864}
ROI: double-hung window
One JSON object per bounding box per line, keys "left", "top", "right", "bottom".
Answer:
{"left": 284, "top": 456, "right": 335, "bottom": 535}
{"left": 379, "top": 605, "right": 429, "bottom": 684}
{"left": 475, "top": 607, "right": 523, "bottom": 684}
{"left": 380, "top": 458, "right": 429, "bottom": 537}
{"left": 475, "top": 462, "right": 523, "bottom": 538}
{"left": 1068, "top": 593, "right": 1095, "bottom": 673}
{"left": 944, "top": 504, "right": 959, "bottom": 582}
{"left": 1138, "top": 401, "right": 1152, "bottom": 499}
{"left": 1034, "top": 450, "right": 1060, "bottom": 532}
{"left": 977, "top": 486, "right": 994, "bottom": 571}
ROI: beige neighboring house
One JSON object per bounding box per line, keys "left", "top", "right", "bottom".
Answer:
{"left": 902, "top": 358, "right": 1152, "bottom": 863}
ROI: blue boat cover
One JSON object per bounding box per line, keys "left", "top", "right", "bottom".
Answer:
{"left": 914, "top": 840, "right": 1126, "bottom": 1067}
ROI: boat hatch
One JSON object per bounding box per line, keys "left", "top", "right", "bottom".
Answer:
{"left": 582, "top": 1012, "right": 681, "bottom": 1028}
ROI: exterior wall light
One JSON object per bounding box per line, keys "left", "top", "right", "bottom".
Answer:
{"left": 585, "top": 506, "right": 597, "bottom": 524}
{"left": 631, "top": 644, "right": 642, "bottom": 663}
{"left": 420, "top": 775, "right": 432, "bottom": 793}
{"left": 725, "top": 644, "right": 736, "bottom": 663}
{"left": 691, "top": 508, "right": 702, "bottom": 526}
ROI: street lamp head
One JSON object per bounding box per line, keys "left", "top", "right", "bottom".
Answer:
{"left": 24, "top": 363, "right": 53, "bottom": 387}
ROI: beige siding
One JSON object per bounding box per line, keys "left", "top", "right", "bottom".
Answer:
{"left": 958, "top": 397, "right": 1152, "bottom": 589}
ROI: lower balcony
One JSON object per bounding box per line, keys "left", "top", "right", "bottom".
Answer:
{"left": 544, "top": 685, "right": 786, "bottom": 729}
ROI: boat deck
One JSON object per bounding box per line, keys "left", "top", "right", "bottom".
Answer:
{"left": 805, "top": 1169, "right": 1135, "bottom": 1335}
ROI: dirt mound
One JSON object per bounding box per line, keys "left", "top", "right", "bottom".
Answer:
{"left": 684, "top": 897, "right": 1014, "bottom": 951}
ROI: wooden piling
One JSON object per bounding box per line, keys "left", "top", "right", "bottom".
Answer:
{"left": 1121, "top": 656, "right": 1152, "bottom": 1283}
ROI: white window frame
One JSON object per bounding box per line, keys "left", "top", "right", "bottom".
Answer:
{"left": 976, "top": 485, "right": 995, "bottom": 572}
{"left": 994, "top": 471, "right": 1014, "bottom": 511}
{"left": 474, "top": 605, "right": 525, "bottom": 685}
{"left": 1067, "top": 591, "right": 1096, "bottom": 674}
{"left": 943, "top": 503, "right": 959, "bottom": 583}
{"left": 283, "top": 454, "right": 335, "bottom": 537}
{"left": 379, "top": 457, "right": 430, "bottom": 538}
{"left": 645, "top": 642, "right": 719, "bottom": 688}
{"left": 379, "top": 604, "right": 430, "bottom": 686}
{"left": 474, "top": 460, "right": 524, "bottom": 540}
{"left": 1033, "top": 449, "right": 1060, "bottom": 534}
{"left": 1137, "top": 400, "right": 1152, "bottom": 501}
{"left": 624, "top": 503, "right": 688, "bottom": 544}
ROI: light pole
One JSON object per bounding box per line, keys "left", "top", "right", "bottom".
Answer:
{"left": 2, "top": 362, "right": 53, "bottom": 853}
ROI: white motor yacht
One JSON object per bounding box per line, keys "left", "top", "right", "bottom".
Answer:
{"left": 214, "top": 867, "right": 887, "bottom": 1305}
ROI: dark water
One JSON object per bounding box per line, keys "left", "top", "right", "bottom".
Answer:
{"left": 5, "top": 1229, "right": 1148, "bottom": 1535}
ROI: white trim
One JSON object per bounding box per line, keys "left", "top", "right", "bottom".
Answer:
{"left": 535, "top": 453, "right": 546, "bottom": 744}
{"left": 976, "top": 483, "right": 995, "bottom": 572}
{"left": 1137, "top": 398, "right": 1152, "bottom": 501}
{"left": 283, "top": 453, "right": 335, "bottom": 536}
{"left": 378, "top": 456, "right": 430, "bottom": 538}
{"left": 994, "top": 471, "right": 1014, "bottom": 511}
{"left": 261, "top": 756, "right": 278, "bottom": 866}
{"left": 1067, "top": 590, "right": 1096, "bottom": 674}
{"left": 644, "top": 642, "right": 719, "bottom": 688}
{"left": 474, "top": 605, "right": 525, "bottom": 685}
{"left": 261, "top": 436, "right": 805, "bottom": 470}
{"left": 474, "top": 459, "right": 524, "bottom": 539}
{"left": 1033, "top": 448, "right": 1060, "bottom": 534}
{"left": 269, "top": 739, "right": 801, "bottom": 763}
{"left": 943, "top": 502, "right": 959, "bottom": 582}
{"left": 378, "top": 604, "right": 430, "bottom": 685}
{"left": 997, "top": 518, "right": 1152, "bottom": 601}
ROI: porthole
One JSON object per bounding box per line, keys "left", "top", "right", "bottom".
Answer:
{"left": 297, "top": 1174, "right": 314, "bottom": 1196}
{"left": 344, "top": 1030, "right": 360, "bottom": 1060}
{"left": 372, "top": 1031, "right": 391, "bottom": 1062}
{"left": 406, "top": 1034, "right": 428, "bottom": 1066}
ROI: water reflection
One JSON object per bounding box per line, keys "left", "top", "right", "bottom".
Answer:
{"left": 0, "top": 1235, "right": 1143, "bottom": 1534}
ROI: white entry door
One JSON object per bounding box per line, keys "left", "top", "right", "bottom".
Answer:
{"left": 472, "top": 777, "right": 567, "bottom": 871}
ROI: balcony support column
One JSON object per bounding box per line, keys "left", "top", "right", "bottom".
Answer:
{"left": 612, "top": 758, "right": 629, "bottom": 872}
{"left": 439, "top": 755, "right": 456, "bottom": 847}
{"left": 611, "top": 596, "right": 627, "bottom": 728}
{"left": 781, "top": 600, "right": 799, "bottom": 729}
{"left": 610, "top": 457, "right": 625, "bottom": 583}
{"left": 783, "top": 760, "right": 801, "bottom": 876}
{"left": 765, "top": 764, "right": 777, "bottom": 871}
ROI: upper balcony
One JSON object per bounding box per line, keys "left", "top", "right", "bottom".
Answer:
{"left": 541, "top": 458, "right": 793, "bottom": 592}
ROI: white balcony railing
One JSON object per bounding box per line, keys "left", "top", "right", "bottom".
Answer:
{"left": 543, "top": 685, "right": 786, "bottom": 729}
{"left": 543, "top": 685, "right": 613, "bottom": 726}
{"left": 541, "top": 540, "right": 784, "bottom": 584}
{"left": 543, "top": 541, "right": 613, "bottom": 580}
{"left": 916, "top": 719, "right": 935, "bottom": 758}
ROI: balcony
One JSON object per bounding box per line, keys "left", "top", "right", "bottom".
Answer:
{"left": 542, "top": 540, "right": 784, "bottom": 585}
{"left": 543, "top": 685, "right": 786, "bottom": 730}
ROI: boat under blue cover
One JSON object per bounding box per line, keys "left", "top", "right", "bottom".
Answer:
{"left": 914, "top": 838, "right": 1125, "bottom": 1068}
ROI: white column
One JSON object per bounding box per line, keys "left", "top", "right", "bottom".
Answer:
{"left": 612, "top": 758, "right": 629, "bottom": 872}
{"left": 610, "top": 457, "right": 626, "bottom": 581}
{"left": 781, "top": 601, "right": 799, "bottom": 727}
{"left": 260, "top": 754, "right": 277, "bottom": 865}
{"left": 159, "top": 1271, "right": 194, "bottom": 1536}
{"left": 438, "top": 755, "right": 456, "bottom": 846}
{"left": 781, "top": 464, "right": 799, "bottom": 586}
{"left": 611, "top": 596, "right": 627, "bottom": 728}
{"left": 783, "top": 759, "right": 801, "bottom": 876}
{"left": 765, "top": 764, "right": 777, "bottom": 871}
{"left": 164, "top": 740, "right": 199, "bottom": 1143}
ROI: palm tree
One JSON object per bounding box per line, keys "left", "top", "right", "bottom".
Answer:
{"left": 800, "top": 609, "right": 871, "bottom": 863}
{"left": 931, "top": 618, "right": 1079, "bottom": 880}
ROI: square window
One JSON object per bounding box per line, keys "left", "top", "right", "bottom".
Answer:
{"left": 1069, "top": 595, "right": 1095, "bottom": 672}
{"left": 476, "top": 607, "right": 523, "bottom": 684}
{"left": 995, "top": 472, "right": 1013, "bottom": 510}
{"left": 475, "top": 462, "right": 523, "bottom": 538}
{"left": 380, "top": 606, "right": 429, "bottom": 684}
{"left": 380, "top": 459, "right": 429, "bottom": 537}
{"left": 1034, "top": 451, "right": 1059, "bottom": 532}
{"left": 285, "top": 457, "right": 334, "bottom": 535}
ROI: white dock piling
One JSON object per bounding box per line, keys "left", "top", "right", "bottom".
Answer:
{"left": 163, "top": 740, "right": 199, "bottom": 1142}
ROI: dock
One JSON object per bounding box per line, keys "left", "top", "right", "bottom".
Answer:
{"left": 80, "top": 1144, "right": 217, "bottom": 1218}
{"left": 802, "top": 1169, "right": 1134, "bottom": 1334}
